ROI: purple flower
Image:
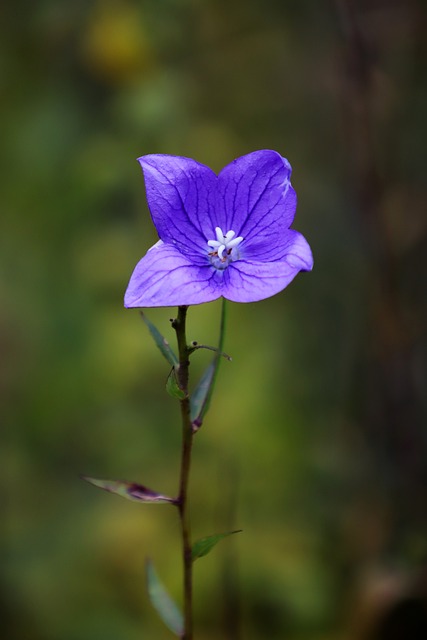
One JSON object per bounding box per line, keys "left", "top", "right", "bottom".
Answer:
{"left": 124, "top": 150, "right": 313, "bottom": 307}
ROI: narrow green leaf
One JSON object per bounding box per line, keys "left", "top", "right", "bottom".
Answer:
{"left": 140, "top": 312, "right": 178, "bottom": 367}
{"left": 190, "top": 299, "right": 228, "bottom": 429}
{"left": 146, "top": 559, "right": 184, "bottom": 637}
{"left": 166, "top": 368, "right": 186, "bottom": 400}
{"left": 82, "top": 476, "right": 177, "bottom": 505}
{"left": 190, "top": 359, "right": 215, "bottom": 425}
{"left": 188, "top": 343, "right": 232, "bottom": 361}
{"left": 191, "top": 530, "right": 242, "bottom": 561}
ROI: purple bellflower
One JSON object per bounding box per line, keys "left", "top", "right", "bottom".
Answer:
{"left": 124, "top": 150, "right": 313, "bottom": 307}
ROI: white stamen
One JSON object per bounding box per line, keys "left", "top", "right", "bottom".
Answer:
{"left": 215, "top": 227, "right": 225, "bottom": 244}
{"left": 224, "top": 230, "right": 235, "bottom": 242}
{"left": 207, "top": 226, "right": 244, "bottom": 269}
{"left": 227, "top": 236, "right": 243, "bottom": 249}
{"left": 217, "top": 244, "right": 226, "bottom": 260}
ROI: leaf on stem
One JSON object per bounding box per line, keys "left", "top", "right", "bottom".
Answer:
{"left": 140, "top": 311, "right": 178, "bottom": 367}
{"left": 191, "top": 530, "right": 242, "bottom": 561}
{"left": 166, "top": 367, "right": 187, "bottom": 399}
{"left": 188, "top": 343, "right": 232, "bottom": 361}
{"left": 82, "top": 476, "right": 177, "bottom": 504}
{"left": 190, "top": 359, "right": 216, "bottom": 428}
{"left": 190, "top": 299, "right": 228, "bottom": 430}
{"left": 146, "top": 559, "right": 184, "bottom": 637}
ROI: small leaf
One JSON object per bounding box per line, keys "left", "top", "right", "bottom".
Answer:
{"left": 188, "top": 343, "right": 232, "bottom": 361}
{"left": 191, "top": 530, "right": 242, "bottom": 561}
{"left": 146, "top": 559, "right": 184, "bottom": 637}
{"left": 141, "top": 312, "right": 178, "bottom": 367}
{"left": 82, "top": 476, "right": 177, "bottom": 505}
{"left": 190, "top": 299, "right": 228, "bottom": 429}
{"left": 166, "top": 368, "right": 186, "bottom": 400}
{"left": 190, "top": 359, "right": 216, "bottom": 426}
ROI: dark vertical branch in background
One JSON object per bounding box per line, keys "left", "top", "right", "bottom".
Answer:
{"left": 334, "top": 0, "right": 427, "bottom": 539}
{"left": 219, "top": 461, "right": 241, "bottom": 640}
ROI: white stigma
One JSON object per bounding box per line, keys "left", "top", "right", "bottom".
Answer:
{"left": 207, "top": 226, "right": 243, "bottom": 269}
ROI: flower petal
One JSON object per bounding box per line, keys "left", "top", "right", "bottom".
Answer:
{"left": 221, "top": 232, "right": 313, "bottom": 303}
{"left": 124, "top": 241, "right": 221, "bottom": 307}
{"left": 138, "top": 155, "right": 217, "bottom": 263}
{"left": 222, "top": 261, "right": 303, "bottom": 303}
{"left": 243, "top": 226, "right": 313, "bottom": 264}
{"left": 216, "top": 150, "right": 296, "bottom": 249}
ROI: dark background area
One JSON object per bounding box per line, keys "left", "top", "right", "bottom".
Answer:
{"left": 1, "top": 1, "right": 426, "bottom": 638}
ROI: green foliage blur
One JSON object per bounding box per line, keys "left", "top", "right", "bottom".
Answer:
{"left": 2, "top": 1, "right": 426, "bottom": 639}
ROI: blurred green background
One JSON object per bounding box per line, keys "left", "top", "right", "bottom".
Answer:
{"left": 2, "top": 1, "right": 426, "bottom": 639}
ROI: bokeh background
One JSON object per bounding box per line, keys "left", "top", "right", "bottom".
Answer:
{"left": 2, "top": 1, "right": 427, "bottom": 639}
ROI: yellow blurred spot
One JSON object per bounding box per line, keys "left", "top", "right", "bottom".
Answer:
{"left": 81, "top": 0, "right": 152, "bottom": 85}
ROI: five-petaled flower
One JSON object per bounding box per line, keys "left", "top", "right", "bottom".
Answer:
{"left": 124, "top": 150, "right": 313, "bottom": 307}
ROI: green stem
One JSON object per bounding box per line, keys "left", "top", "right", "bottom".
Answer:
{"left": 174, "top": 305, "right": 193, "bottom": 640}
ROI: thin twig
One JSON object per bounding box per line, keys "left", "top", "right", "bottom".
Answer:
{"left": 174, "top": 305, "right": 194, "bottom": 640}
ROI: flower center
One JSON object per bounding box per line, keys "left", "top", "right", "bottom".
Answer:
{"left": 207, "top": 227, "right": 243, "bottom": 270}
